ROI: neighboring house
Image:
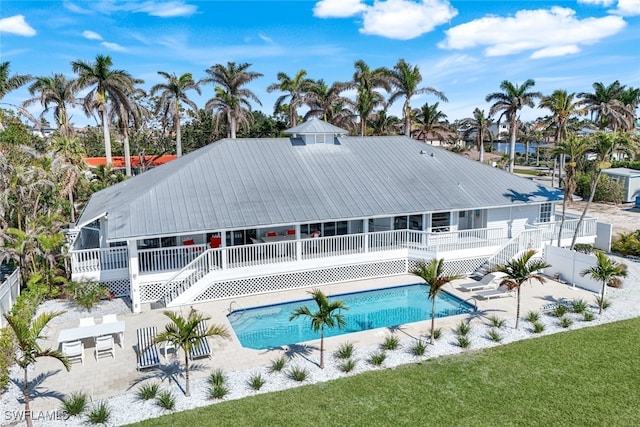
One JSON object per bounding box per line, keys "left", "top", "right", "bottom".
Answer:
{"left": 67, "top": 119, "right": 597, "bottom": 313}
{"left": 85, "top": 155, "right": 177, "bottom": 175}
{"left": 602, "top": 168, "right": 640, "bottom": 203}
{"left": 411, "top": 129, "right": 463, "bottom": 147}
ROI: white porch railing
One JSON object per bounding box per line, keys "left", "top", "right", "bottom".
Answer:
{"left": 534, "top": 216, "right": 597, "bottom": 243}
{"left": 70, "top": 247, "right": 129, "bottom": 273}
{"left": 0, "top": 268, "right": 21, "bottom": 327}
{"left": 483, "top": 228, "right": 544, "bottom": 271}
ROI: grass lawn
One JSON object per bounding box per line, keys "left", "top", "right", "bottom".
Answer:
{"left": 129, "top": 318, "right": 640, "bottom": 426}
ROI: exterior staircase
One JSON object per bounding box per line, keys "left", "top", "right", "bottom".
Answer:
{"left": 163, "top": 250, "right": 220, "bottom": 306}
{"left": 472, "top": 228, "right": 543, "bottom": 279}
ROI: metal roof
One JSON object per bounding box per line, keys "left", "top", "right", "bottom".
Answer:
{"left": 77, "top": 135, "right": 562, "bottom": 241}
{"left": 283, "top": 118, "right": 348, "bottom": 135}
{"left": 602, "top": 167, "right": 640, "bottom": 177}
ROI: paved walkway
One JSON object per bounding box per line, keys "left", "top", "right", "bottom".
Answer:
{"left": 20, "top": 273, "right": 599, "bottom": 413}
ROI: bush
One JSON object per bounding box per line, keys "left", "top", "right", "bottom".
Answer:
{"left": 136, "top": 383, "right": 159, "bottom": 400}
{"left": 209, "top": 384, "right": 229, "bottom": 399}
{"left": 410, "top": 340, "right": 427, "bottom": 356}
{"left": 209, "top": 368, "right": 226, "bottom": 387}
{"left": 457, "top": 335, "right": 471, "bottom": 348}
{"left": 156, "top": 390, "right": 176, "bottom": 409}
{"left": 87, "top": 401, "right": 111, "bottom": 425}
{"left": 335, "top": 342, "right": 354, "bottom": 359}
{"left": 575, "top": 173, "right": 624, "bottom": 203}
{"left": 431, "top": 328, "right": 442, "bottom": 341}
{"left": 526, "top": 311, "right": 540, "bottom": 322}
{"left": 368, "top": 351, "right": 386, "bottom": 366}
{"left": 269, "top": 356, "right": 287, "bottom": 372}
{"left": 571, "top": 299, "right": 588, "bottom": 314}
{"left": 339, "top": 358, "right": 357, "bottom": 373}
{"left": 596, "top": 296, "right": 612, "bottom": 311}
{"left": 487, "top": 315, "right": 506, "bottom": 329}
{"left": 65, "top": 279, "right": 110, "bottom": 311}
{"left": 0, "top": 327, "right": 14, "bottom": 392}
{"left": 560, "top": 316, "right": 573, "bottom": 328}
{"left": 552, "top": 305, "right": 568, "bottom": 318}
{"left": 247, "top": 373, "right": 266, "bottom": 391}
{"left": 611, "top": 230, "right": 640, "bottom": 257}
{"left": 61, "top": 391, "right": 88, "bottom": 416}
{"left": 583, "top": 311, "right": 596, "bottom": 321}
{"left": 287, "top": 366, "right": 309, "bottom": 382}
{"left": 574, "top": 244, "right": 594, "bottom": 254}
{"left": 381, "top": 335, "right": 400, "bottom": 350}
{"left": 532, "top": 322, "right": 545, "bottom": 333}
{"left": 487, "top": 328, "right": 502, "bottom": 342}
{"left": 454, "top": 321, "right": 471, "bottom": 336}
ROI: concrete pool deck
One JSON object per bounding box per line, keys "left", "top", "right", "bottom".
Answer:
{"left": 9, "top": 272, "right": 605, "bottom": 415}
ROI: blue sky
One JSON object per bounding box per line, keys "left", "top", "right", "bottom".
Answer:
{"left": 1, "top": 0, "right": 639, "bottom": 128}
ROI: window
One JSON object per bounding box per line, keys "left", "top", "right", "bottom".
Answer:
{"left": 539, "top": 203, "right": 552, "bottom": 223}
{"left": 409, "top": 215, "right": 423, "bottom": 231}
{"left": 431, "top": 212, "right": 450, "bottom": 232}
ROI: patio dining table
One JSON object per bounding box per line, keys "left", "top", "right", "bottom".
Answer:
{"left": 57, "top": 320, "right": 125, "bottom": 348}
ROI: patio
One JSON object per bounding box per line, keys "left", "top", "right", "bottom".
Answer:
{"left": 4, "top": 273, "right": 607, "bottom": 417}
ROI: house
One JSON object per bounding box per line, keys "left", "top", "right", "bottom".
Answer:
{"left": 601, "top": 168, "right": 640, "bottom": 203}
{"left": 84, "top": 155, "right": 177, "bottom": 175}
{"left": 67, "top": 119, "right": 597, "bottom": 313}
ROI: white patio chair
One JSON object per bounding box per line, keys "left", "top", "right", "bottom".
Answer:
{"left": 61, "top": 340, "right": 85, "bottom": 366}
{"left": 78, "top": 317, "right": 95, "bottom": 327}
{"left": 94, "top": 335, "right": 115, "bottom": 361}
{"left": 102, "top": 314, "right": 118, "bottom": 324}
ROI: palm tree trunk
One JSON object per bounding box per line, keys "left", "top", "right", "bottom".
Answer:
{"left": 184, "top": 353, "right": 190, "bottom": 396}
{"left": 68, "top": 191, "right": 75, "bottom": 223}
{"left": 430, "top": 300, "right": 436, "bottom": 345}
{"left": 230, "top": 116, "right": 237, "bottom": 139}
{"left": 515, "top": 288, "right": 521, "bottom": 329}
{"left": 478, "top": 136, "right": 484, "bottom": 163}
{"left": 24, "top": 368, "right": 32, "bottom": 427}
{"left": 599, "top": 281, "right": 605, "bottom": 315}
{"left": 123, "top": 128, "right": 132, "bottom": 177}
{"left": 557, "top": 197, "right": 567, "bottom": 247}
{"left": 175, "top": 110, "right": 182, "bottom": 157}
{"left": 570, "top": 170, "right": 602, "bottom": 250}
{"left": 404, "top": 101, "right": 411, "bottom": 137}
{"left": 508, "top": 117, "right": 517, "bottom": 173}
{"left": 320, "top": 327, "right": 324, "bottom": 369}
{"left": 101, "top": 109, "right": 112, "bottom": 167}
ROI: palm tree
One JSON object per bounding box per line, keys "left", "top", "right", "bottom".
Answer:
{"left": 267, "top": 70, "right": 317, "bottom": 127}
{"left": 551, "top": 136, "right": 591, "bottom": 246}
{"left": 411, "top": 102, "right": 449, "bottom": 141}
{"left": 538, "top": 89, "right": 585, "bottom": 142}
{"left": 289, "top": 288, "right": 348, "bottom": 369}
{"left": 71, "top": 54, "right": 138, "bottom": 167}
{"left": 201, "top": 62, "right": 263, "bottom": 139}
{"left": 410, "top": 259, "right": 460, "bottom": 345}
{"left": 154, "top": 308, "right": 229, "bottom": 397}
{"left": 578, "top": 81, "right": 632, "bottom": 131}
{"left": 387, "top": 59, "right": 447, "bottom": 137}
{"left": 304, "top": 79, "right": 353, "bottom": 127}
{"left": 111, "top": 84, "right": 147, "bottom": 177}
{"left": 348, "top": 59, "right": 392, "bottom": 136}
{"left": 368, "top": 109, "right": 401, "bottom": 136}
{"left": 4, "top": 311, "right": 70, "bottom": 427}
{"left": 618, "top": 86, "right": 640, "bottom": 128}
{"left": 497, "top": 249, "right": 550, "bottom": 329}
{"left": 460, "top": 108, "right": 494, "bottom": 162}
{"left": 23, "top": 74, "right": 77, "bottom": 137}
{"left": 570, "top": 131, "right": 631, "bottom": 249}
{"left": 150, "top": 72, "right": 201, "bottom": 157}
{"left": 486, "top": 79, "right": 542, "bottom": 173}
{"left": 0, "top": 61, "right": 33, "bottom": 130}
{"left": 581, "top": 252, "right": 627, "bottom": 314}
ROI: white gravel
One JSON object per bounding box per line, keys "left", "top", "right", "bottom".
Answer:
{"left": 2, "top": 255, "right": 639, "bottom": 426}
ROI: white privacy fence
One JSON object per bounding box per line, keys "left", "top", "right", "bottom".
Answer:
{"left": 543, "top": 246, "right": 602, "bottom": 294}
{"left": 0, "top": 268, "right": 21, "bottom": 327}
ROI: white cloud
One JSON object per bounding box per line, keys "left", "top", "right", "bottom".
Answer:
{"left": 439, "top": 7, "right": 626, "bottom": 58}
{"left": 258, "top": 33, "right": 274, "bottom": 44}
{"left": 0, "top": 15, "right": 36, "bottom": 36}
{"left": 101, "top": 41, "right": 127, "bottom": 52}
{"left": 610, "top": 0, "right": 640, "bottom": 16}
{"left": 63, "top": 1, "right": 94, "bottom": 15}
{"left": 82, "top": 30, "right": 103, "bottom": 40}
{"left": 578, "top": 0, "right": 615, "bottom": 5}
{"left": 360, "top": 0, "right": 457, "bottom": 40}
{"left": 314, "top": 0, "right": 367, "bottom": 17}
{"left": 133, "top": 1, "right": 197, "bottom": 17}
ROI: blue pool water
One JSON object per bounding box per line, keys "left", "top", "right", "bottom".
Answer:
{"left": 228, "top": 284, "right": 474, "bottom": 350}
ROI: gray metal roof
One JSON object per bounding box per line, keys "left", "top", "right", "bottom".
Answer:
{"left": 284, "top": 118, "right": 348, "bottom": 135}
{"left": 602, "top": 167, "right": 640, "bottom": 177}
{"left": 77, "top": 135, "right": 562, "bottom": 241}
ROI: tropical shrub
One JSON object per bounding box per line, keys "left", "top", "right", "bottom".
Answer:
{"left": 487, "top": 315, "right": 506, "bottom": 329}
{"left": 575, "top": 173, "right": 623, "bottom": 203}
{"left": 552, "top": 305, "right": 568, "bottom": 318}
{"left": 209, "top": 384, "right": 229, "bottom": 399}
{"left": 65, "top": 279, "right": 110, "bottom": 311}
{"left": 457, "top": 335, "right": 471, "bottom": 348}
{"left": 136, "top": 383, "right": 159, "bottom": 400}
{"left": 287, "top": 366, "right": 309, "bottom": 382}
{"left": 611, "top": 230, "right": 640, "bottom": 257}
{"left": 411, "top": 340, "right": 427, "bottom": 356}
{"left": 432, "top": 328, "right": 442, "bottom": 340}
{"left": 560, "top": 316, "right": 573, "bottom": 328}
{"left": 339, "top": 358, "right": 357, "bottom": 373}
{"left": 583, "top": 311, "right": 596, "bottom": 321}
{"left": 156, "top": 390, "right": 176, "bottom": 409}
{"left": 269, "top": 356, "right": 287, "bottom": 372}
{"left": 335, "top": 342, "right": 354, "bottom": 359}
{"left": 87, "top": 401, "right": 111, "bottom": 424}
{"left": 454, "top": 321, "right": 471, "bottom": 336}
{"left": 209, "top": 368, "right": 226, "bottom": 387}
{"left": 571, "top": 299, "right": 588, "bottom": 314}
{"left": 381, "top": 335, "right": 400, "bottom": 350}
{"left": 61, "top": 391, "right": 88, "bottom": 416}
{"left": 595, "top": 296, "right": 611, "bottom": 311}
{"left": 487, "top": 328, "right": 502, "bottom": 342}
{"left": 247, "top": 373, "right": 266, "bottom": 391}
{"left": 526, "top": 311, "right": 540, "bottom": 322}
{"left": 0, "top": 327, "right": 14, "bottom": 391}
{"left": 532, "top": 322, "right": 545, "bottom": 333}
{"left": 368, "top": 351, "right": 386, "bottom": 366}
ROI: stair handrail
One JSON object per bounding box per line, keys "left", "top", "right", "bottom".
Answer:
{"left": 482, "top": 228, "right": 543, "bottom": 272}
{"left": 163, "top": 248, "right": 221, "bottom": 305}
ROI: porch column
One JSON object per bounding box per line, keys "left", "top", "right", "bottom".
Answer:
{"left": 220, "top": 232, "right": 227, "bottom": 270}
{"left": 363, "top": 219, "right": 369, "bottom": 253}
{"left": 295, "top": 224, "right": 302, "bottom": 261}
{"left": 128, "top": 239, "right": 142, "bottom": 313}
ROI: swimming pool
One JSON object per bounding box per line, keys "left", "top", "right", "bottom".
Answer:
{"left": 228, "top": 284, "right": 474, "bottom": 350}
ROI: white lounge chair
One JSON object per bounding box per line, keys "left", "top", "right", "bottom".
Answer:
{"left": 475, "top": 284, "right": 514, "bottom": 300}
{"left": 189, "top": 321, "right": 211, "bottom": 360}
{"left": 136, "top": 327, "right": 160, "bottom": 370}
{"left": 94, "top": 335, "right": 115, "bottom": 361}
{"left": 78, "top": 317, "right": 95, "bottom": 327}
{"left": 62, "top": 340, "right": 85, "bottom": 366}
{"left": 458, "top": 272, "right": 507, "bottom": 292}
